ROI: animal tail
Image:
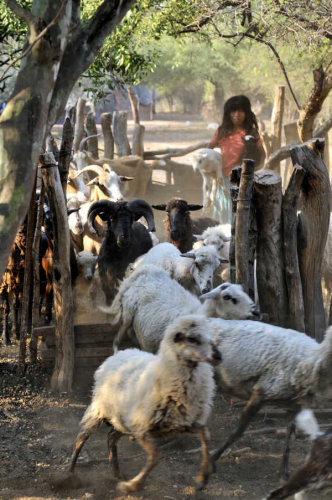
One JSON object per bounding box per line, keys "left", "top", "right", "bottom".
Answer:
{"left": 296, "top": 409, "right": 321, "bottom": 440}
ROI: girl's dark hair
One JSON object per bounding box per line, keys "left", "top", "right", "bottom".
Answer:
{"left": 217, "top": 95, "right": 259, "bottom": 140}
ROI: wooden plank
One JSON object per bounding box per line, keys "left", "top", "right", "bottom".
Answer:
{"left": 74, "top": 324, "right": 116, "bottom": 335}
{"left": 75, "top": 357, "right": 109, "bottom": 367}
{"left": 34, "top": 326, "right": 55, "bottom": 337}
{"left": 75, "top": 347, "right": 114, "bottom": 358}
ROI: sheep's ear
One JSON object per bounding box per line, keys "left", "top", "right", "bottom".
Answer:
{"left": 201, "top": 153, "right": 209, "bottom": 158}
{"left": 219, "top": 257, "right": 229, "bottom": 264}
{"left": 119, "top": 176, "right": 134, "bottom": 182}
{"left": 187, "top": 204, "right": 203, "bottom": 211}
{"left": 86, "top": 177, "right": 99, "bottom": 186}
{"left": 152, "top": 204, "right": 167, "bottom": 211}
{"left": 174, "top": 331, "right": 185, "bottom": 343}
{"left": 200, "top": 286, "right": 222, "bottom": 300}
{"left": 194, "top": 234, "right": 204, "bottom": 240}
{"left": 180, "top": 252, "right": 196, "bottom": 259}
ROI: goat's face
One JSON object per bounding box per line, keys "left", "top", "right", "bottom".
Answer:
{"left": 77, "top": 251, "right": 98, "bottom": 281}
{"left": 181, "top": 247, "right": 222, "bottom": 294}
{"left": 107, "top": 205, "right": 135, "bottom": 248}
{"left": 87, "top": 171, "right": 124, "bottom": 202}
{"left": 201, "top": 282, "right": 262, "bottom": 321}
{"left": 153, "top": 199, "right": 202, "bottom": 243}
{"left": 163, "top": 315, "right": 222, "bottom": 367}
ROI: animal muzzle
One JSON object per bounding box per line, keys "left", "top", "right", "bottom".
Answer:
{"left": 201, "top": 281, "right": 212, "bottom": 294}
{"left": 210, "top": 343, "right": 222, "bottom": 366}
{"left": 170, "top": 230, "right": 180, "bottom": 241}
{"left": 85, "top": 273, "right": 93, "bottom": 281}
{"left": 117, "top": 235, "right": 129, "bottom": 248}
{"left": 249, "top": 305, "right": 262, "bottom": 321}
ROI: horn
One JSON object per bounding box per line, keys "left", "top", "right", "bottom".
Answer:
{"left": 71, "top": 165, "right": 104, "bottom": 180}
{"left": 119, "top": 176, "right": 134, "bottom": 182}
{"left": 87, "top": 200, "right": 117, "bottom": 235}
{"left": 187, "top": 204, "right": 203, "bottom": 211}
{"left": 193, "top": 234, "right": 204, "bottom": 240}
{"left": 219, "top": 258, "right": 229, "bottom": 263}
{"left": 102, "top": 163, "right": 113, "bottom": 172}
{"left": 67, "top": 208, "right": 80, "bottom": 216}
{"left": 180, "top": 252, "right": 196, "bottom": 259}
{"left": 200, "top": 285, "right": 223, "bottom": 300}
{"left": 86, "top": 177, "right": 99, "bottom": 186}
{"left": 79, "top": 133, "right": 102, "bottom": 151}
{"left": 152, "top": 204, "right": 167, "bottom": 211}
{"left": 127, "top": 198, "right": 156, "bottom": 232}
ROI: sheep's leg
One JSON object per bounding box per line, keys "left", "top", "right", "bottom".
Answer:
{"left": 68, "top": 414, "right": 101, "bottom": 473}
{"left": 211, "top": 389, "right": 262, "bottom": 467}
{"left": 262, "top": 463, "right": 313, "bottom": 500}
{"left": 117, "top": 434, "right": 159, "bottom": 493}
{"left": 280, "top": 413, "right": 296, "bottom": 481}
{"left": 107, "top": 427, "right": 123, "bottom": 479}
{"left": 195, "top": 426, "right": 212, "bottom": 490}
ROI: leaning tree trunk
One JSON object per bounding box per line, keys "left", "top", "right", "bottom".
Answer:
{"left": 254, "top": 169, "right": 289, "bottom": 327}
{"left": 86, "top": 111, "right": 99, "bottom": 159}
{"left": 235, "top": 159, "right": 255, "bottom": 294}
{"left": 282, "top": 164, "right": 306, "bottom": 332}
{"left": 290, "top": 139, "right": 331, "bottom": 341}
{"left": 113, "top": 111, "right": 131, "bottom": 157}
{"left": 101, "top": 112, "right": 114, "bottom": 159}
{"left": 58, "top": 117, "right": 74, "bottom": 197}
{"left": 40, "top": 153, "right": 74, "bottom": 391}
{"left": 128, "top": 86, "right": 140, "bottom": 125}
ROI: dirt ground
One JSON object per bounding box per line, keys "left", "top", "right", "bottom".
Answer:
{"left": 1, "top": 115, "right": 330, "bottom": 500}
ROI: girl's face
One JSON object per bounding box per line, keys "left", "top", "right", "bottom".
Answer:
{"left": 230, "top": 109, "right": 246, "bottom": 128}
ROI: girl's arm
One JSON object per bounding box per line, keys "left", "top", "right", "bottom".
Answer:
{"left": 208, "top": 129, "right": 219, "bottom": 149}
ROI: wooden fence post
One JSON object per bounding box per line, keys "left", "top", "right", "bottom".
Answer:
{"left": 73, "top": 98, "right": 86, "bottom": 152}
{"left": 235, "top": 159, "right": 255, "bottom": 294}
{"left": 282, "top": 164, "right": 306, "bottom": 332}
{"left": 229, "top": 166, "right": 242, "bottom": 284}
{"left": 86, "top": 111, "right": 99, "bottom": 159}
{"left": 132, "top": 124, "right": 145, "bottom": 158}
{"left": 101, "top": 112, "right": 114, "bottom": 159}
{"left": 254, "top": 169, "right": 289, "bottom": 327}
{"left": 270, "top": 85, "right": 285, "bottom": 173}
{"left": 290, "top": 139, "right": 331, "bottom": 341}
{"left": 128, "top": 86, "right": 140, "bottom": 125}
{"left": 40, "top": 152, "right": 75, "bottom": 391}
{"left": 58, "top": 117, "right": 74, "bottom": 198}
{"left": 113, "top": 111, "right": 131, "bottom": 157}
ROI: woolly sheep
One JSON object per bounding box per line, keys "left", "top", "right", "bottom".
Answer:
{"left": 131, "top": 242, "right": 227, "bottom": 295}
{"left": 68, "top": 315, "right": 222, "bottom": 493}
{"left": 263, "top": 409, "right": 332, "bottom": 500}
{"left": 104, "top": 264, "right": 261, "bottom": 354}
{"left": 193, "top": 224, "right": 231, "bottom": 283}
{"left": 208, "top": 319, "right": 332, "bottom": 479}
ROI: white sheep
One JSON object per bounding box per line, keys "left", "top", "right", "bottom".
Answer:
{"left": 208, "top": 318, "right": 332, "bottom": 479}
{"left": 68, "top": 315, "right": 221, "bottom": 493}
{"left": 132, "top": 242, "right": 227, "bottom": 295}
{"left": 193, "top": 224, "right": 231, "bottom": 283}
{"left": 190, "top": 149, "right": 225, "bottom": 216}
{"left": 104, "top": 264, "right": 261, "bottom": 354}
{"left": 73, "top": 251, "right": 98, "bottom": 324}
{"left": 67, "top": 197, "right": 84, "bottom": 253}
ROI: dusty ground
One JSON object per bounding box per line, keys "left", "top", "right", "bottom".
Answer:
{"left": 1, "top": 115, "right": 331, "bottom": 500}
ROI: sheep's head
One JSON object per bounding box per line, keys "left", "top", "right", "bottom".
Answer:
{"left": 67, "top": 198, "right": 84, "bottom": 235}
{"left": 152, "top": 198, "right": 202, "bottom": 244}
{"left": 200, "top": 282, "right": 261, "bottom": 321}
{"left": 87, "top": 198, "right": 155, "bottom": 248}
{"left": 181, "top": 246, "right": 228, "bottom": 294}
{"left": 162, "top": 315, "right": 222, "bottom": 367}
{"left": 76, "top": 251, "right": 98, "bottom": 281}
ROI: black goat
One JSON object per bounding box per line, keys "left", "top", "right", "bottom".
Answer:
{"left": 152, "top": 198, "right": 219, "bottom": 253}
{"left": 88, "top": 198, "right": 155, "bottom": 305}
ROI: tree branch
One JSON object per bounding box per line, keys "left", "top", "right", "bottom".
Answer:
{"left": 4, "top": 0, "right": 36, "bottom": 27}
{"left": 85, "top": 0, "right": 135, "bottom": 45}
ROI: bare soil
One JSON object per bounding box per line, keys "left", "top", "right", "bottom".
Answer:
{"left": 1, "top": 115, "right": 329, "bottom": 500}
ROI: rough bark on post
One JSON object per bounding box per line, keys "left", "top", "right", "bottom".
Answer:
{"left": 235, "top": 159, "right": 255, "bottom": 294}
{"left": 46, "top": 134, "right": 59, "bottom": 159}
{"left": 270, "top": 85, "right": 285, "bottom": 173}
{"left": 254, "top": 169, "right": 289, "bottom": 327}
{"left": 58, "top": 117, "right": 74, "bottom": 197}
{"left": 86, "top": 111, "right": 99, "bottom": 159}
{"left": 40, "top": 153, "right": 74, "bottom": 391}
{"left": 282, "top": 164, "right": 306, "bottom": 332}
{"left": 229, "top": 186, "right": 239, "bottom": 284}
{"left": 132, "top": 124, "right": 145, "bottom": 158}
{"left": 101, "top": 112, "right": 114, "bottom": 159}
{"left": 113, "top": 111, "right": 131, "bottom": 157}
{"left": 127, "top": 86, "right": 140, "bottom": 125}
{"left": 290, "top": 139, "right": 331, "bottom": 341}
{"left": 30, "top": 182, "right": 45, "bottom": 364}
{"left": 65, "top": 105, "right": 76, "bottom": 127}
{"left": 73, "top": 98, "right": 86, "bottom": 152}
{"left": 283, "top": 122, "right": 300, "bottom": 188}
{"left": 18, "top": 176, "right": 37, "bottom": 375}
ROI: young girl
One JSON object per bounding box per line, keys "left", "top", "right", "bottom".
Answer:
{"left": 208, "top": 95, "right": 265, "bottom": 222}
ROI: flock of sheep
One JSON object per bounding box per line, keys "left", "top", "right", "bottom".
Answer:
{"left": 59, "top": 138, "right": 332, "bottom": 499}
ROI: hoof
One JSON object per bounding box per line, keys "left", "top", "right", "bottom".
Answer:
{"left": 117, "top": 480, "right": 140, "bottom": 493}
{"left": 195, "top": 473, "right": 209, "bottom": 490}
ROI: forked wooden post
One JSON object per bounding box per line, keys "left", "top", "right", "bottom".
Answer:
{"left": 235, "top": 159, "right": 255, "bottom": 294}
{"left": 113, "top": 111, "right": 131, "bottom": 157}
{"left": 101, "top": 112, "right": 114, "bottom": 159}
{"left": 40, "top": 153, "right": 75, "bottom": 391}
{"left": 86, "top": 111, "right": 99, "bottom": 159}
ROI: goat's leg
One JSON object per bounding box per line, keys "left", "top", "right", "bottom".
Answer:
{"left": 280, "top": 411, "right": 297, "bottom": 481}
{"left": 68, "top": 413, "right": 101, "bottom": 473}
{"left": 263, "top": 463, "right": 314, "bottom": 500}
{"left": 107, "top": 427, "right": 123, "bottom": 479}
{"left": 195, "top": 426, "right": 212, "bottom": 490}
{"left": 211, "top": 389, "right": 262, "bottom": 467}
{"left": 117, "top": 434, "right": 159, "bottom": 493}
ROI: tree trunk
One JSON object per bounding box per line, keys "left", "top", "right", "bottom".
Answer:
{"left": 58, "top": 117, "right": 74, "bottom": 198}
{"left": 101, "top": 112, "right": 114, "bottom": 159}
{"left": 18, "top": 175, "right": 37, "bottom": 375}
{"left": 30, "top": 182, "right": 45, "bottom": 364}
{"left": 235, "top": 159, "right": 255, "bottom": 294}
{"left": 128, "top": 86, "right": 140, "bottom": 125}
{"left": 113, "top": 111, "right": 131, "bottom": 157}
{"left": 65, "top": 105, "right": 76, "bottom": 127}
{"left": 85, "top": 111, "right": 99, "bottom": 159}
{"left": 73, "top": 98, "right": 86, "bottom": 153}
{"left": 132, "top": 124, "right": 145, "bottom": 158}
{"left": 270, "top": 85, "right": 285, "bottom": 173}
{"left": 254, "top": 169, "right": 289, "bottom": 327}
{"left": 282, "top": 164, "right": 306, "bottom": 332}
{"left": 40, "top": 153, "right": 74, "bottom": 391}
{"left": 290, "top": 139, "right": 331, "bottom": 340}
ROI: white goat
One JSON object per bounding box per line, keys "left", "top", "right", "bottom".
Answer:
{"left": 73, "top": 251, "right": 98, "bottom": 324}
{"left": 67, "top": 198, "right": 84, "bottom": 253}
{"left": 104, "top": 265, "right": 261, "bottom": 354}
{"left": 132, "top": 242, "right": 227, "bottom": 295}
{"left": 209, "top": 319, "right": 332, "bottom": 479}
{"left": 67, "top": 163, "right": 89, "bottom": 201}
{"left": 190, "top": 149, "right": 224, "bottom": 216}
{"left": 68, "top": 315, "right": 221, "bottom": 493}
